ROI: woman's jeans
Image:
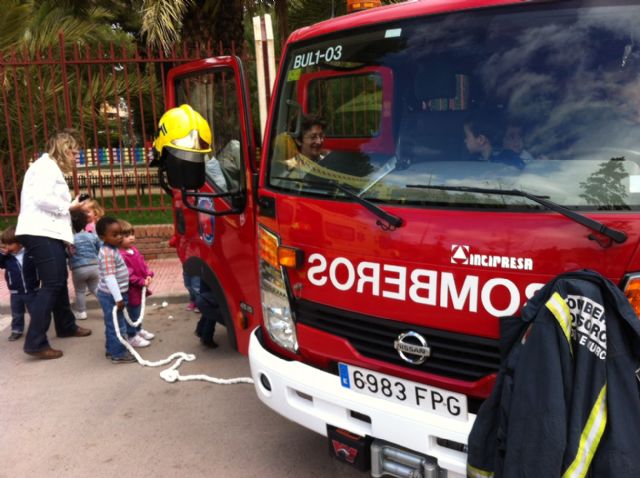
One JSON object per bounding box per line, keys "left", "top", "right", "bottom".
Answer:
{"left": 97, "top": 290, "right": 128, "bottom": 358}
{"left": 17, "top": 235, "right": 78, "bottom": 352}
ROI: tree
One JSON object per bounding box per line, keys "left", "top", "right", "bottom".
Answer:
{"left": 140, "top": 0, "right": 192, "bottom": 53}
{"left": 0, "top": 0, "right": 154, "bottom": 213}
{"left": 579, "top": 158, "right": 630, "bottom": 210}
{"left": 139, "top": 0, "right": 402, "bottom": 56}
{"left": 141, "top": 0, "right": 244, "bottom": 55}
{"left": 0, "top": 0, "right": 130, "bottom": 52}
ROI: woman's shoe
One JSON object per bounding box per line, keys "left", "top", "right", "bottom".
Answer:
{"left": 25, "top": 347, "right": 63, "bottom": 360}
{"left": 72, "top": 326, "right": 92, "bottom": 337}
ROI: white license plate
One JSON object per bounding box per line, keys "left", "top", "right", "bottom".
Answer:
{"left": 338, "top": 363, "right": 468, "bottom": 421}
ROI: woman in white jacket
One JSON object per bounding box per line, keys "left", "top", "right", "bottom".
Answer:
{"left": 16, "top": 131, "right": 92, "bottom": 360}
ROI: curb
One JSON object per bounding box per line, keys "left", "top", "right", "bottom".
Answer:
{"left": 0, "top": 293, "right": 189, "bottom": 316}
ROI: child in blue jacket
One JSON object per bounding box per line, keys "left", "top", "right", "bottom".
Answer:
{"left": 0, "top": 226, "right": 39, "bottom": 341}
{"left": 69, "top": 209, "right": 100, "bottom": 320}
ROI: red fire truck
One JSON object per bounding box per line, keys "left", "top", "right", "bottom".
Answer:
{"left": 161, "top": 0, "right": 640, "bottom": 476}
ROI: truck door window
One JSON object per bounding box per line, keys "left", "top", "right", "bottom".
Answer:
{"left": 308, "top": 73, "right": 383, "bottom": 137}
{"left": 267, "top": 2, "right": 640, "bottom": 212}
{"left": 174, "top": 68, "right": 244, "bottom": 193}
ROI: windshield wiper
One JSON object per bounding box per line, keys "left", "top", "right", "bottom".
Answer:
{"left": 406, "top": 184, "right": 627, "bottom": 246}
{"left": 358, "top": 156, "right": 397, "bottom": 197}
{"left": 275, "top": 176, "right": 403, "bottom": 230}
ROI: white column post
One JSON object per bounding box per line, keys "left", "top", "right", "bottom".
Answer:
{"left": 253, "top": 15, "right": 268, "bottom": 140}
{"left": 264, "top": 14, "right": 277, "bottom": 96}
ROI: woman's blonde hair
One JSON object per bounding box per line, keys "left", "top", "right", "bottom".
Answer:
{"left": 46, "top": 131, "right": 79, "bottom": 174}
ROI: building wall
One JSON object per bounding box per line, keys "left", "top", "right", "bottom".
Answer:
{"left": 134, "top": 224, "right": 175, "bottom": 260}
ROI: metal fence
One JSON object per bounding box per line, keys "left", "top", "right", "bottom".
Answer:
{"left": 0, "top": 33, "right": 245, "bottom": 217}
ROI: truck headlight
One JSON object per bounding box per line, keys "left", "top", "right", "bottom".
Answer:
{"left": 259, "top": 226, "right": 298, "bottom": 352}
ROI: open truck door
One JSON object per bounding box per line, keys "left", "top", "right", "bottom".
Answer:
{"left": 162, "top": 57, "right": 260, "bottom": 354}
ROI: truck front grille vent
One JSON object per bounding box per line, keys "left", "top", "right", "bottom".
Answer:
{"left": 294, "top": 299, "right": 500, "bottom": 382}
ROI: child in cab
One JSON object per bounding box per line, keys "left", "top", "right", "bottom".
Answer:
{"left": 0, "top": 226, "right": 38, "bottom": 341}
{"left": 69, "top": 209, "right": 100, "bottom": 320}
{"left": 96, "top": 217, "right": 135, "bottom": 363}
{"left": 118, "top": 219, "right": 155, "bottom": 347}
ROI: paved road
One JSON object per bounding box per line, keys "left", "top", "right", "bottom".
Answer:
{"left": 0, "top": 298, "right": 365, "bottom": 478}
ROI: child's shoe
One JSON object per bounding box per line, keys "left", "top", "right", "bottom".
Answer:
{"left": 185, "top": 301, "right": 197, "bottom": 312}
{"left": 138, "top": 329, "right": 155, "bottom": 340}
{"left": 128, "top": 334, "right": 150, "bottom": 348}
{"left": 111, "top": 351, "right": 137, "bottom": 363}
{"left": 76, "top": 310, "right": 87, "bottom": 320}
{"left": 201, "top": 338, "right": 218, "bottom": 349}
{"left": 8, "top": 331, "right": 22, "bottom": 341}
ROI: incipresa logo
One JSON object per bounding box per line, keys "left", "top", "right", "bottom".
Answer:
{"left": 451, "top": 244, "right": 534, "bottom": 271}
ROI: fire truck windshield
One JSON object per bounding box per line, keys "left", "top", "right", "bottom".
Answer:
{"left": 268, "top": 1, "right": 640, "bottom": 211}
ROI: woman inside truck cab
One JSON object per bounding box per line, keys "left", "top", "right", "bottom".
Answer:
{"left": 283, "top": 114, "right": 328, "bottom": 175}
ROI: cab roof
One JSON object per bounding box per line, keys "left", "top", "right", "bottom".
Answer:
{"left": 287, "top": 0, "right": 537, "bottom": 45}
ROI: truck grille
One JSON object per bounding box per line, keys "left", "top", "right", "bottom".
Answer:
{"left": 294, "top": 299, "right": 500, "bottom": 382}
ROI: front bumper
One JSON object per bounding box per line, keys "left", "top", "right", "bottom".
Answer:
{"left": 248, "top": 328, "right": 473, "bottom": 477}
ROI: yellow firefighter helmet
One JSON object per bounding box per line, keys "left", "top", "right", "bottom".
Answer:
{"left": 153, "top": 104, "right": 212, "bottom": 155}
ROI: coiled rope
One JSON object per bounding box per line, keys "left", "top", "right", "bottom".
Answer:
{"left": 111, "top": 288, "right": 253, "bottom": 385}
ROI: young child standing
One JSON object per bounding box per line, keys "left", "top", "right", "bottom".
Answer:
{"left": 183, "top": 272, "right": 201, "bottom": 312}
{"left": 83, "top": 198, "right": 104, "bottom": 234}
{"left": 0, "top": 226, "right": 39, "bottom": 341}
{"left": 96, "top": 217, "right": 135, "bottom": 363}
{"left": 69, "top": 209, "right": 100, "bottom": 319}
{"left": 118, "top": 219, "right": 155, "bottom": 347}
{"left": 169, "top": 234, "right": 199, "bottom": 312}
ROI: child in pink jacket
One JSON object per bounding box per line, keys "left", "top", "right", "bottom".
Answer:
{"left": 118, "top": 220, "right": 155, "bottom": 347}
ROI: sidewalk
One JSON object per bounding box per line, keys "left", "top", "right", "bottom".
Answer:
{"left": 0, "top": 257, "right": 186, "bottom": 313}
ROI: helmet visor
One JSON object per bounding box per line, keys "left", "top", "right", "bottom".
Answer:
{"left": 171, "top": 129, "right": 212, "bottom": 152}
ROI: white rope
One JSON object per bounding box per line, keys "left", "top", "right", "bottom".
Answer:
{"left": 112, "top": 288, "right": 254, "bottom": 385}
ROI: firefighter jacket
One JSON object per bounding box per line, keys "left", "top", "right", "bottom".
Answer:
{"left": 467, "top": 269, "right": 640, "bottom": 478}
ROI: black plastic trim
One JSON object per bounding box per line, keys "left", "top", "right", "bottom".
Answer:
{"left": 258, "top": 195, "right": 276, "bottom": 218}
